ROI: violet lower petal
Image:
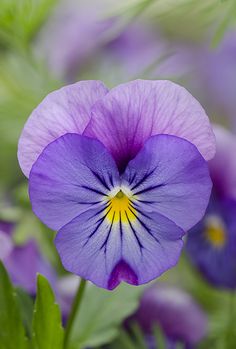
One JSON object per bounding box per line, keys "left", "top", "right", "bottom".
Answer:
{"left": 55, "top": 205, "right": 184, "bottom": 289}
{"left": 122, "top": 134, "right": 212, "bottom": 231}
{"left": 85, "top": 79, "right": 216, "bottom": 171}
{"left": 29, "top": 133, "right": 120, "bottom": 231}
{"left": 18, "top": 80, "right": 108, "bottom": 177}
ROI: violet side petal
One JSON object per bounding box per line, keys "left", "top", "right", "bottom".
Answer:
{"left": 29, "top": 133, "right": 120, "bottom": 230}
{"left": 122, "top": 134, "right": 212, "bottom": 231}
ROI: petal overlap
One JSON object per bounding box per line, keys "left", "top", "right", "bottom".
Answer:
{"left": 18, "top": 80, "right": 108, "bottom": 177}
{"left": 85, "top": 79, "right": 216, "bottom": 171}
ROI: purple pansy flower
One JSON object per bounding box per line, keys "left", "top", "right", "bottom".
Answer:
{"left": 186, "top": 125, "right": 236, "bottom": 289}
{"left": 18, "top": 79, "right": 215, "bottom": 290}
{"left": 131, "top": 283, "right": 208, "bottom": 348}
{"left": 0, "top": 221, "right": 56, "bottom": 294}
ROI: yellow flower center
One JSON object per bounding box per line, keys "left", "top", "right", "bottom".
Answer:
{"left": 106, "top": 190, "right": 137, "bottom": 224}
{"left": 205, "top": 216, "right": 226, "bottom": 248}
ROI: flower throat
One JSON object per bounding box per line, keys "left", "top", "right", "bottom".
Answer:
{"left": 106, "top": 190, "right": 137, "bottom": 224}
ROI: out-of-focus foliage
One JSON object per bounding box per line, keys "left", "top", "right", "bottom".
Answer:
{"left": 0, "top": 53, "right": 60, "bottom": 186}
{"left": 0, "top": 264, "right": 143, "bottom": 349}
{"left": 0, "top": 0, "right": 57, "bottom": 50}
{"left": 0, "top": 0, "right": 61, "bottom": 187}
{"left": 109, "top": 324, "right": 182, "bottom": 349}
{"left": 67, "top": 284, "right": 143, "bottom": 349}
{"left": 108, "top": 0, "right": 236, "bottom": 44}
{"left": 160, "top": 255, "right": 236, "bottom": 349}
{"left": 0, "top": 262, "right": 28, "bottom": 349}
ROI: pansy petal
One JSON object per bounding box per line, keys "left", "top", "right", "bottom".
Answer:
{"left": 186, "top": 199, "right": 236, "bottom": 289}
{"left": 4, "top": 240, "right": 56, "bottom": 294}
{"left": 29, "top": 134, "right": 120, "bottom": 230}
{"left": 55, "top": 203, "right": 184, "bottom": 289}
{"left": 55, "top": 207, "right": 122, "bottom": 289}
{"left": 85, "top": 79, "right": 215, "bottom": 171}
{"left": 122, "top": 135, "right": 212, "bottom": 231}
{"left": 18, "top": 80, "right": 108, "bottom": 177}
{"left": 209, "top": 124, "right": 236, "bottom": 199}
{"left": 0, "top": 231, "right": 13, "bottom": 260}
{"left": 118, "top": 210, "right": 184, "bottom": 288}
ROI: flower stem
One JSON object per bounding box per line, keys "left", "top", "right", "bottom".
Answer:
{"left": 226, "top": 291, "right": 235, "bottom": 348}
{"left": 64, "top": 278, "right": 87, "bottom": 348}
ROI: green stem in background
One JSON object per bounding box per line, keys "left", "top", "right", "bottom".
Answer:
{"left": 64, "top": 278, "right": 87, "bottom": 349}
{"left": 101, "top": 0, "right": 155, "bottom": 46}
{"left": 225, "top": 291, "right": 235, "bottom": 349}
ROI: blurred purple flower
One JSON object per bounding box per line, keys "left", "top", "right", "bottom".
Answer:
{"left": 100, "top": 22, "right": 187, "bottom": 81}
{"left": 56, "top": 275, "right": 79, "bottom": 319}
{"left": 0, "top": 221, "right": 56, "bottom": 294}
{"left": 182, "top": 31, "right": 236, "bottom": 127}
{"left": 200, "top": 31, "right": 236, "bottom": 126}
{"left": 37, "top": 0, "right": 187, "bottom": 82}
{"left": 36, "top": 0, "right": 113, "bottom": 80}
{"left": 132, "top": 283, "right": 207, "bottom": 347}
{"left": 18, "top": 79, "right": 215, "bottom": 290}
{"left": 186, "top": 125, "right": 236, "bottom": 289}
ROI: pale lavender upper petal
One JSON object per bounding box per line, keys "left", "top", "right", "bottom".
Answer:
{"left": 209, "top": 124, "right": 236, "bottom": 200}
{"left": 85, "top": 79, "right": 216, "bottom": 171}
{"left": 29, "top": 133, "right": 120, "bottom": 231}
{"left": 18, "top": 80, "right": 108, "bottom": 177}
{"left": 122, "top": 135, "right": 212, "bottom": 231}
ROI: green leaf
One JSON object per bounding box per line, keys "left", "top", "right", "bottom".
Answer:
{"left": 68, "top": 283, "right": 143, "bottom": 349}
{"left": 32, "top": 274, "right": 64, "bottom": 349}
{"left": 0, "top": 261, "right": 28, "bottom": 349}
{"left": 15, "top": 288, "right": 34, "bottom": 337}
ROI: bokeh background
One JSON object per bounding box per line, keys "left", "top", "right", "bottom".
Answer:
{"left": 1, "top": 1, "right": 236, "bottom": 348}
